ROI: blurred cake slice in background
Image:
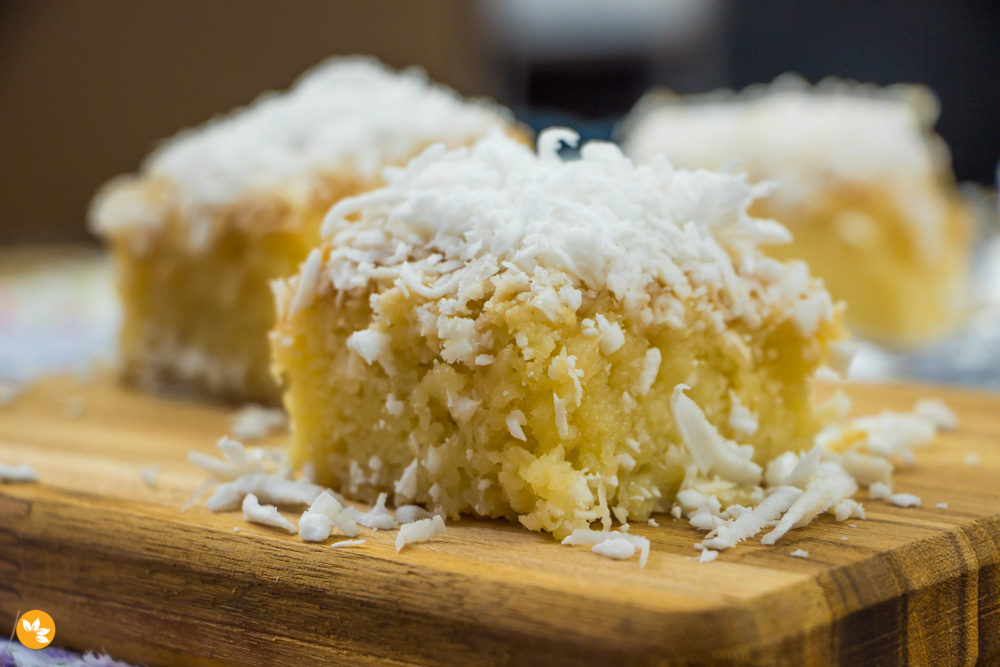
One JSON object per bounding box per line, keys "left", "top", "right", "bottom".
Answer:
{"left": 620, "top": 75, "right": 974, "bottom": 347}
{"left": 89, "top": 57, "right": 523, "bottom": 403}
{"left": 272, "top": 129, "right": 848, "bottom": 538}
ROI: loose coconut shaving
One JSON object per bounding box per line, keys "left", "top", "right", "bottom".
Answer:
{"left": 0, "top": 463, "right": 38, "bottom": 483}
{"left": 187, "top": 438, "right": 445, "bottom": 549}
{"left": 663, "top": 390, "right": 951, "bottom": 560}
{"left": 91, "top": 57, "right": 514, "bottom": 249}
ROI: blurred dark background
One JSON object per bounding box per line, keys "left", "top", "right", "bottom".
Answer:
{"left": 1, "top": 0, "right": 998, "bottom": 244}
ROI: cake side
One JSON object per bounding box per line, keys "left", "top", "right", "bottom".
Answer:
{"left": 272, "top": 130, "right": 848, "bottom": 538}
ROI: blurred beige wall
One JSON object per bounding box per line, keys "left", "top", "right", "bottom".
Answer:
{"left": 0, "top": 1, "right": 490, "bottom": 244}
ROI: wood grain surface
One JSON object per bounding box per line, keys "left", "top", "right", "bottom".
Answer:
{"left": 1, "top": 376, "right": 1000, "bottom": 666}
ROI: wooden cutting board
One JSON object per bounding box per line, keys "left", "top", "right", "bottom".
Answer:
{"left": 1, "top": 376, "right": 1000, "bottom": 666}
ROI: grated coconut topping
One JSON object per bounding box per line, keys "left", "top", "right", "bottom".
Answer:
{"left": 621, "top": 76, "right": 952, "bottom": 257}
{"left": 307, "top": 128, "right": 837, "bottom": 353}
{"left": 91, "top": 57, "right": 514, "bottom": 244}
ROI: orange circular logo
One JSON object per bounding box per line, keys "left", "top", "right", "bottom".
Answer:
{"left": 15, "top": 610, "right": 55, "bottom": 649}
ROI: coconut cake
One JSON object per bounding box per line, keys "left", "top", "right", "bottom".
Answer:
{"left": 271, "top": 128, "right": 849, "bottom": 539}
{"left": 621, "top": 76, "right": 973, "bottom": 347}
{"left": 89, "top": 57, "right": 522, "bottom": 403}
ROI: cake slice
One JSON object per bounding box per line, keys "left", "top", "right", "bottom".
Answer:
{"left": 620, "top": 76, "right": 973, "bottom": 347}
{"left": 272, "top": 129, "right": 848, "bottom": 539}
{"left": 89, "top": 57, "right": 521, "bottom": 403}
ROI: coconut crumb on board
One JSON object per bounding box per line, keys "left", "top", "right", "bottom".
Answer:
{"left": 914, "top": 398, "right": 958, "bottom": 431}
{"left": 331, "top": 539, "right": 367, "bottom": 549}
{"left": 888, "top": 493, "right": 921, "bottom": 508}
{"left": 307, "top": 491, "right": 362, "bottom": 538}
{"left": 647, "top": 518, "right": 659, "bottom": 527}
{"left": 140, "top": 464, "right": 161, "bottom": 487}
{"left": 242, "top": 493, "right": 297, "bottom": 533}
{"left": 698, "top": 549, "right": 719, "bottom": 564}
{"left": 592, "top": 538, "right": 636, "bottom": 561}
{"left": 936, "top": 502, "right": 949, "bottom": 510}
{"left": 790, "top": 549, "right": 810, "bottom": 559}
{"left": 562, "top": 529, "right": 650, "bottom": 567}
{"left": 186, "top": 438, "right": 460, "bottom": 551}
{"left": 230, "top": 404, "right": 288, "bottom": 441}
{"left": 298, "top": 511, "right": 334, "bottom": 542}
{"left": 344, "top": 492, "right": 397, "bottom": 530}
{"left": 187, "top": 437, "right": 328, "bottom": 511}
{"left": 0, "top": 463, "right": 38, "bottom": 483}
{"left": 656, "top": 383, "right": 956, "bottom": 562}
{"left": 839, "top": 536, "right": 849, "bottom": 541}
{"left": 298, "top": 491, "right": 363, "bottom": 541}
{"left": 869, "top": 482, "right": 892, "bottom": 500}
{"left": 965, "top": 453, "right": 981, "bottom": 466}
{"left": 396, "top": 515, "right": 446, "bottom": 552}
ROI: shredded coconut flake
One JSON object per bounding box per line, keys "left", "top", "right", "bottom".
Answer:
{"left": 0, "top": 463, "right": 38, "bottom": 483}
{"left": 140, "top": 464, "right": 160, "bottom": 487}
{"left": 347, "top": 329, "right": 392, "bottom": 367}
{"left": 698, "top": 549, "right": 719, "bottom": 563}
{"left": 289, "top": 249, "right": 323, "bottom": 317}
{"left": 790, "top": 549, "right": 810, "bottom": 559}
{"left": 506, "top": 410, "right": 528, "bottom": 441}
{"left": 913, "top": 398, "right": 957, "bottom": 431}
{"left": 671, "top": 384, "right": 762, "bottom": 485}
{"left": 888, "top": 493, "right": 921, "bottom": 508}
{"left": 636, "top": 349, "right": 662, "bottom": 397}
{"left": 331, "top": 539, "right": 367, "bottom": 549}
{"left": 298, "top": 511, "right": 333, "bottom": 542}
{"left": 394, "top": 460, "right": 419, "bottom": 501}
{"left": 385, "top": 394, "right": 405, "bottom": 416}
{"left": 242, "top": 493, "right": 297, "bottom": 533}
{"left": 395, "top": 515, "right": 446, "bottom": 551}
{"left": 591, "top": 538, "right": 636, "bottom": 561}
{"left": 869, "top": 482, "right": 892, "bottom": 500}
{"left": 553, "top": 394, "right": 569, "bottom": 439}
{"left": 703, "top": 486, "right": 802, "bottom": 550}
{"left": 936, "top": 502, "right": 949, "bottom": 510}
{"left": 230, "top": 404, "right": 287, "bottom": 441}
{"left": 562, "top": 529, "right": 650, "bottom": 567}
{"left": 447, "top": 391, "right": 480, "bottom": 423}
{"left": 595, "top": 314, "right": 625, "bottom": 355}
{"left": 345, "top": 492, "right": 397, "bottom": 530}
{"left": 728, "top": 393, "right": 759, "bottom": 437}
